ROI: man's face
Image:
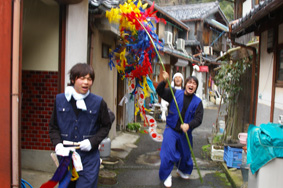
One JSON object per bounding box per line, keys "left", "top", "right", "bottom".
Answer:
{"left": 73, "top": 74, "right": 93, "bottom": 94}
{"left": 185, "top": 79, "right": 197, "bottom": 95}
{"left": 174, "top": 76, "right": 183, "bottom": 87}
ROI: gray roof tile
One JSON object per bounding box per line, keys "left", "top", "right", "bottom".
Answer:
{"left": 161, "top": 2, "right": 219, "bottom": 20}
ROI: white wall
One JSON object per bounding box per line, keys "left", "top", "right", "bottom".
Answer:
{"left": 257, "top": 30, "right": 273, "bottom": 107}
{"left": 274, "top": 87, "right": 283, "bottom": 110}
{"left": 22, "top": 0, "right": 59, "bottom": 71}
{"left": 243, "top": 0, "right": 252, "bottom": 18}
{"left": 256, "top": 30, "right": 273, "bottom": 125}
{"left": 65, "top": 0, "right": 89, "bottom": 86}
{"left": 256, "top": 26, "right": 283, "bottom": 125}
{"left": 194, "top": 71, "right": 204, "bottom": 99}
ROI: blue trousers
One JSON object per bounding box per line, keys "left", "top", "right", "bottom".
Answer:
{"left": 159, "top": 127, "right": 193, "bottom": 180}
{"left": 67, "top": 149, "right": 100, "bottom": 188}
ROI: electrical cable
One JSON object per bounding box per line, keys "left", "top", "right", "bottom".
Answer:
{"left": 21, "top": 179, "right": 33, "bottom": 188}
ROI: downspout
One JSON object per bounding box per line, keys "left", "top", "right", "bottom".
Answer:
{"left": 88, "top": 19, "right": 95, "bottom": 66}
{"left": 12, "top": 0, "right": 21, "bottom": 187}
{"left": 229, "top": 23, "right": 257, "bottom": 125}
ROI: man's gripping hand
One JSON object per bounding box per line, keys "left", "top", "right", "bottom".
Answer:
{"left": 79, "top": 139, "right": 92, "bottom": 151}
{"left": 55, "top": 143, "right": 74, "bottom": 156}
{"left": 180, "top": 123, "right": 190, "bottom": 133}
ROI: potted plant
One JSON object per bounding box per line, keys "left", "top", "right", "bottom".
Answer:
{"left": 126, "top": 122, "right": 141, "bottom": 133}
{"left": 211, "top": 135, "right": 224, "bottom": 162}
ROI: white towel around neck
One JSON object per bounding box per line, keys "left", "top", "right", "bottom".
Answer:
{"left": 65, "top": 86, "right": 90, "bottom": 111}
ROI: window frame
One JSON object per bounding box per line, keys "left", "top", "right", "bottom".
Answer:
{"left": 276, "top": 44, "right": 283, "bottom": 87}
{"left": 102, "top": 43, "right": 111, "bottom": 59}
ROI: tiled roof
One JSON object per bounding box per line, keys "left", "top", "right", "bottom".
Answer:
{"left": 89, "top": 0, "right": 189, "bottom": 31}
{"left": 161, "top": 2, "right": 219, "bottom": 21}
{"left": 231, "top": 0, "right": 283, "bottom": 37}
{"left": 143, "top": 0, "right": 189, "bottom": 31}
{"left": 89, "top": 0, "right": 124, "bottom": 13}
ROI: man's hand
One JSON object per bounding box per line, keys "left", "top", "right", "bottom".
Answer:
{"left": 162, "top": 71, "right": 169, "bottom": 81}
{"left": 55, "top": 143, "right": 74, "bottom": 156}
{"left": 79, "top": 139, "right": 92, "bottom": 151}
{"left": 181, "top": 123, "right": 190, "bottom": 133}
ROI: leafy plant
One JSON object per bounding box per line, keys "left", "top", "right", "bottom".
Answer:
{"left": 214, "top": 56, "right": 253, "bottom": 143}
{"left": 214, "top": 58, "right": 251, "bottom": 105}
{"left": 201, "top": 144, "right": 211, "bottom": 159}
{"left": 126, "top": 122, "right": 141, "bottom": 132}
{"left": 212, "top": 134, "right": 223, "bottom": 145}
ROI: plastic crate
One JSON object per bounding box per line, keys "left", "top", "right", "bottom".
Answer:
{"left": 224, "top": 146, "right": 242, "bottom": 168}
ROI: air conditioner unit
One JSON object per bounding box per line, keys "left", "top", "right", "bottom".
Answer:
{"left": 164, "top": 31, "right": 173, "bottom": 45}
{"left": 176, "top": 38, "right": 185, "bottom": 51}
{"left": 204, "top": 46, "right": 213, "bottom": 55}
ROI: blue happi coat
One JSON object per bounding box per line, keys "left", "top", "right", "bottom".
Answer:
{"left": 159, "top": 89, "right": 201, "bottom": 180}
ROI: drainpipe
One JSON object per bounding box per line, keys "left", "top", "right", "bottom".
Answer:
{"left": 12, "top": 0, "right": 21, "bottom": 187}
{"left": 229, "top": 23, "right": 257, "bottom": 125}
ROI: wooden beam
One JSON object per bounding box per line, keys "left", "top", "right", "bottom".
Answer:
{"left": 270, "top": 25, "right": 278, "bottom": 122}
{"left": 253, "top": 33, "right": 261, "bottom": 125}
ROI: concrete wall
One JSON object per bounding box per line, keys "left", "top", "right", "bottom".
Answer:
{"left": 65, "top": 0, "right": 89, "bottom": 86}
{"left": 90, "top": 28, "right": 118, "bottom": 139}
{"left": 21, "top": 0, "right": 60, "bottom": 172}
{"left": 158, "top": 21, "right": 166, "bottom": 38}
{"left": 22, "top": 149, "right": 57, "bottom": 173}
{"left": 22, "top": 0, "right": 59, "bottom": 71}
{"left": 160, "top": 54, "right": 170, "bottom": 65}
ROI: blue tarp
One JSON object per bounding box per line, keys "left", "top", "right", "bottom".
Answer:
{"left": 247, "top": 123, "right": 283, "bottom": 174}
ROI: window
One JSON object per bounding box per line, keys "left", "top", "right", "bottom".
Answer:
{"left": 152, "top": 61, "right": 160, "bottom": 82}
{"left": 102, "top": 43, "right": 111, "bottom": 58}
{"left": 267, "top": 28, "right": 274, "bottom": 53}
{"left": 277, "top": 47, "right": 283, "bottom": 86}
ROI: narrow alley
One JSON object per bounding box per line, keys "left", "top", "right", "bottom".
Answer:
{"left": 97, "top": 103, "right": 232, "bottom": 188}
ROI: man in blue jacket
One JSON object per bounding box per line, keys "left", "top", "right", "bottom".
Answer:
{"left": 157, "top": 71, "right": 203, "bottom": 188}
{"left": 49, "top": 63, "right": 112, "bottom": 188}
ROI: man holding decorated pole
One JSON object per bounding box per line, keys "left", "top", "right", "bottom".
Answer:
{"left": 157, "top": 71, "right": 204, "bottom": 187}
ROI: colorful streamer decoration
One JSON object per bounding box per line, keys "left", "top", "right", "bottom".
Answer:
{"left": 40, "top": 152, "right": 79, "bottom": 188}
{"left": 106, "top": 0, "right": 203, "bottom": 182}
{"left": 106, "top": 0, "right": 165, "bottom": 141}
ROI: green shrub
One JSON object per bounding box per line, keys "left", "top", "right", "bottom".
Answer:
{"left": 201, "top": 144, "right": 211, "bottom": 159}
{"left": 126, "top": 122, "right": 141, "bottom": 131}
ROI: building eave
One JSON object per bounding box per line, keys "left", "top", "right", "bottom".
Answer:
{"left": 230, "top": 0, "right": 283, "bottom": 38}
{"left": 162, "top": 46, "right": 193, "bottom": 62}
